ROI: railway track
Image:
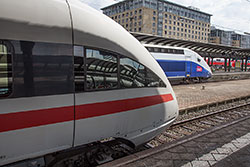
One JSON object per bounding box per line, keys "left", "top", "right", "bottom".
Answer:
{"left": 147, "top": 102, "right": 250, "bottom": 147}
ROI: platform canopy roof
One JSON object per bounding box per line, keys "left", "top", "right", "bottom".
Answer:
{"left": 131, "top": 32, "right": 250, "bottom": 58}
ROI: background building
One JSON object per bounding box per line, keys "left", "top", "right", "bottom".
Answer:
{"left": 102, "top": 0, "right": 212, "bottom": 43}
{"left": 209, "top": 26, "right": 232, "bottom": 46}
{"left": 209, "top": 26, "right": 250, "bottom": 48}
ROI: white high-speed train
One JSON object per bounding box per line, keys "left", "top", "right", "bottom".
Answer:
{"left": 0, "top": 0, "right": 178, "bottom": 166}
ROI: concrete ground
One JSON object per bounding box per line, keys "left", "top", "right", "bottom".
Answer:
{"left": 173, "top": 79, "right": 250, "bottom": 110}
{"left": 123, "top": 116, "right": 250, "bottom": 167}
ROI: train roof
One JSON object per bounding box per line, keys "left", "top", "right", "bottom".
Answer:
{"left": 143, "top": 44, "right": 191, "bottom": 51}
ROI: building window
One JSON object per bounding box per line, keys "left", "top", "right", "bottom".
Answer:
{"left": 0, "top": 42, "right": 12, "bottom": 97}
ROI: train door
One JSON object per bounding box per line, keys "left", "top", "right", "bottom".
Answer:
{"left": 185, "top": 55, "right": 192, "bottom": 77}
{"left": 73, "top": 46, "right": 124, "bottom": 146}
{"left": 0, "top": 40, "right": 75, "bottom": 166}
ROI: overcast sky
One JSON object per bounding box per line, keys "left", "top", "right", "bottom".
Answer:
{"left": 81, "top": 0, "right": 250, "bottom": 33}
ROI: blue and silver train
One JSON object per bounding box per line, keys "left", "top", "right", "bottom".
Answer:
{"left": 144, "top": 44, "right": 212, "bottom": 82}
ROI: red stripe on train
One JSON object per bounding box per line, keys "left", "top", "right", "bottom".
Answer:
{"left": 0, "top": 106, "right": 74, "bottom": 133}
{"left": 0, "top": 94, "right": 173, "bottom": 133}
{"left": 75, "top": 94, "right": 174, "bottom": 119}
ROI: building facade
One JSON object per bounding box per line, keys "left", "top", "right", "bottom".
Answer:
{"left": 209, "top": 26, "right": 232, "bottom": 46}
{"left": 102, "top": 0, "right": 212, "bottom": 43}
{"left": 209, "top": 26, "right": 250, "bottom": 48}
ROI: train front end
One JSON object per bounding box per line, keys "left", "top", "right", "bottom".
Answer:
{"left": 69, "top": 0, "right": 179, "bottom": 147}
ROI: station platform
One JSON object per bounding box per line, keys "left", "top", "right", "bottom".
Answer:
{"left": 173, "top": 79, "right": 250, "bottom": 111}
{"left": 115, "top": 116, "right": 250, "bottom": 167}
{"left": 208, "top": 71, "right": 250, "bottom": 82}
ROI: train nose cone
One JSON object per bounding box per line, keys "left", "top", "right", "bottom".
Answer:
{"left": 207, "top": 72, "right": 212, "bottom": 78}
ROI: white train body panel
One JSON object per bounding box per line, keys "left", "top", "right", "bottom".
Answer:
{"left": 74, "top": 88, "right": 177, "bottom": 146}
{"left": 0, "top": 95, "right": 74, "bottom": 165}
{"left": 0, "top": 0, "right": 179, "bottom": 166}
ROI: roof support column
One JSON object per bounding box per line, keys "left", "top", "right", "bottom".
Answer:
{"left": 207, "top": 57, "right": 211, "bottom": 67}
{"left": 241, "top": 58, "right": 244, "bottom": 71}
{"left": 228, "top": 55, "right": 231, "bottom": 72}
{"left": 245, "top": 57, "right": 248, "bottom": 72}
{"left": 211, "top": 57, "right": 214, "bottom": 68}
{"left": 224, "top": 58, "right": 227, "bottom": 72}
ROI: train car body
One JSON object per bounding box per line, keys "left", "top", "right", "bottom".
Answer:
{"left": 0, "top": 0, "right": 178, "bottom": 166}
{"left": 210, "top": 58, "right": 250, "bottom": 69}
{"left": 144, "top": 44, "right": 212, "bottom": 81}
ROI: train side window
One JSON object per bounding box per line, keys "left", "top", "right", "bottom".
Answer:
{"left": 120, "top": 57, "right": 146, "bottom": 88}
{"left": 120, "top": 57, "right": 166, "bottom": 88}
{"left": 74, "top": 46, "right": 85, "bottom": 92}
{"left": 146, "top": 68, "right": 166, "bottom": 87}
{"left": 86, "top": 48, "right": 118, "bottom": 91}
{"left": 0, "top": 43, "right": 12, "bottom": 97}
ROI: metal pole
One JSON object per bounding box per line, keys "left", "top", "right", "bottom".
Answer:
{"left": 228, "top": 56, "right": 231, "bottom": 72}
{"left": 246, "top": 57, "right": 249, "bottom": 71}
{"left": 211, "top": 57, "right": 214, "bottom": 67}
{"left": 224, "top": 58, "right": 227, "bottom": 72}
{"left": 242, "top": 58, "right": 244, "bottom": 71}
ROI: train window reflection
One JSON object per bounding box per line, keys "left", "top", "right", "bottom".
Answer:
{"left": 86, "top": 49, "right": 118, "bottom": 90}
{"left": 120, "top": 57, "right": 146, "bottom": 88}
{"left": 0, "top": 43, "right": 12, "bottom": 96}
{"left": 120, "top": 57, "right": 166, "bottom": 88}
{"left": 146, "top": 68, "right": 166, "bottom": 87}
{"left": 74, "top": 46, "right": 85, "bottom": 92}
